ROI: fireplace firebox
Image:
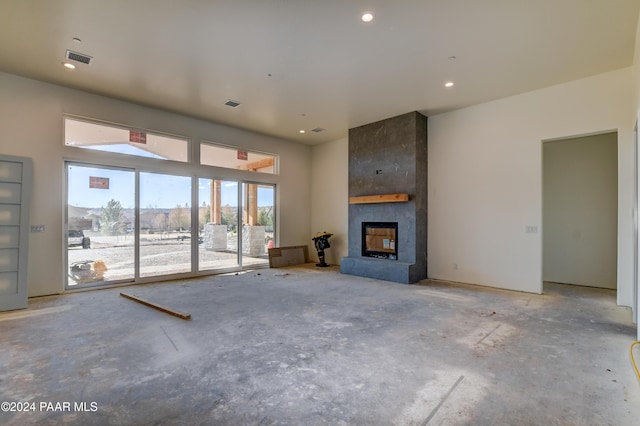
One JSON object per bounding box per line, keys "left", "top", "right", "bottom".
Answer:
{"left": 362, "top": 222, "right": 398, "bottom": 260}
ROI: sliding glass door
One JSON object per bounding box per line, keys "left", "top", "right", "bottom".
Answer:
{"left": 198, "top": 178, "right": 239, "bottom": 271}
{"left": 139, "top": 172, "right": 192, "bottom": 278}
{"left": 67, "top": 164, "right": 276, "bottom": 288}
{"left": 66, "top": 164, "right": 135, "bottom": 286}
{"left": 241, "top": 182, "right": 275, "bottom": 268}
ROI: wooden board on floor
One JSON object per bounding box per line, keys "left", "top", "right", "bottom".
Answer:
{"left": 268, "top": 245, "right": 309, "bottom": 267}
{"left": 120, "top": 292, "right": 191, "bottom": 320}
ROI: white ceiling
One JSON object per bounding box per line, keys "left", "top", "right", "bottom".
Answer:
{"left": 0, "top": 0, "right": 638, "bottom": 145}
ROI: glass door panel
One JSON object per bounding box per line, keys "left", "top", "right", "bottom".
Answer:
{"left": 66, "top": 164, "right": 135, "bottom": 287}
{"left": 139, "top": 172, "right": 192, "bottom": 277}
{"left": 198, "top": 179, "right": 239, "bottom": 271}
{"left": 241, "top": 183, "right": 274, "bottom": 268}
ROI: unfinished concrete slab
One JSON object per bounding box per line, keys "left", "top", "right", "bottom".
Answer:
{"left": 0, "top": 265, "right": 638, "bottom": 424}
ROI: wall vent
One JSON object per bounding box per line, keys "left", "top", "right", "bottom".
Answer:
{"left": 65, "top": 50, "right": 92, "bottom": 65}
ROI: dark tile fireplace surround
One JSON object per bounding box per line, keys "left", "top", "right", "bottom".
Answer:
{"left": 340, "top": 111, "right": 427, "bottom": 284}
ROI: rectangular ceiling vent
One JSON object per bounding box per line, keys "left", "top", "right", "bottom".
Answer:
{"left": 224, "top": 99, "right": 241, "bottom": 108}
{"left": 311, "top": 127, "right": 325, "bottom": 133}
{"left": 65, "top": 50, "right": 92, "bottom": 65}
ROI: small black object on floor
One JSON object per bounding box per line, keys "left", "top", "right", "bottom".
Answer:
{"left": 312, "top": 231, "right": 333, "bottom": 267}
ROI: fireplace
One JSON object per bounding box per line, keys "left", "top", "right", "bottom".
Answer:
{"left": 362, "top": 222, "right": 398, "bottom": 260}
{"left": 340, "top": 111, "right": 427, "bottom": 284}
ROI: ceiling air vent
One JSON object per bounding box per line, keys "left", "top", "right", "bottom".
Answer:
{"left": 311, "top": 127, "right": 325, "bottom": 133}
{"left": 65, "top": 50, "right": 92, "bottom": 65}
{"left": 224, "top": 99, "right": 241, "bottom": 108}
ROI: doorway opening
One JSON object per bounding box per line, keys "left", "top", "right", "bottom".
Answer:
{"left": 542, "top": 132, "right": 618, "bottom": 291}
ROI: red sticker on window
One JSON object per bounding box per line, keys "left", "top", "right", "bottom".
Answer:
{"left": 130, "top": 131, "right": 147, "bottom": 144}
{"left": 89, "top": 176, "right": 109, "bottom": 189}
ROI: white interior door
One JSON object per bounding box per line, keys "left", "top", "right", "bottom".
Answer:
{"left": 0, "top": 155, "right": 32, "bottom": 312}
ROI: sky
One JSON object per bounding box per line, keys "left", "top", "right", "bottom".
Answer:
{"left": 67, "top": 165, "right": 274, "bottom": 209}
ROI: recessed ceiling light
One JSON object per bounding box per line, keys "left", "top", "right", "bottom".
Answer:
{"left": 361, "top": 12, "right": 374, "bottom": 23}
{"left": 63, "top": 62, "right": 76, "bottom": 70}
{"left": 448, "top": 56, "right": 457, "bottom": 60}
{"left": 445, "top": 81, "right": 454, "bottom": 88}
{"left": 299, "top": 130, "right": 306, "bottom": 134}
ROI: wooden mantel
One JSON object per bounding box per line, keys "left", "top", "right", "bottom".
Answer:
{"left": 349, "top": 193, "right": 409, "bottom": 204}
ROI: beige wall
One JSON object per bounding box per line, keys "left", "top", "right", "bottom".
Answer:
{"left": 0, "top": 72, "right": 311, "bottom": 297}
{"left": 310, "top": 137, "right": 348, "bottom": 265}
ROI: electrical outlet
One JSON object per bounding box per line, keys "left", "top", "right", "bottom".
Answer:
{"left": 525, "top": 225, "right": 538, "bottom": 234}
{"left": 31, "top": 225, "right": 45, "bottom": 233}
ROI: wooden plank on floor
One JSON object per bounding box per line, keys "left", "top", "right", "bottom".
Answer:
{"left": 120, "top": 292, "right": 191, "bottom": 320}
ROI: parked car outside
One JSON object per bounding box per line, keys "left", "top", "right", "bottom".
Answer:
{"left": 68, "top": 230, "right": 91, "bottom": 249}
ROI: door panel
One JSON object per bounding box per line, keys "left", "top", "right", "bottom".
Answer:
{"left": 198, "top": 179, "right": 239, "bottom": 271}
{"left": 0, "top": 205, "right": 20, "bottom": 225}
{"left": 0, "top": 272, "right": 18, "bottom": 293}
{"left": 0, "top": 155, "right": 31, "bottom": 312}
{"left": 0, "top": 249, "right": 18, "bottom": 271}
{"left": 67, "top": 164, "right": 135, "bottom": 286}
{"left": 139, "top": 172, "right": 192, "bottom": 277}
{"left": 240, "top": 183, "right": 274, "bottom": 268}
{"left": 0, "top": 227, "right": 20, "bottom": 248}
{"left": 0, "top": 182, "right": 22, "bottom": 203}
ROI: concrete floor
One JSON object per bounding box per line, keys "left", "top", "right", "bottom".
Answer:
{"left": 1, "top": 264, "right": 638, "bottom": 425}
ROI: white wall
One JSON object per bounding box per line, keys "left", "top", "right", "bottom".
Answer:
{"left": 428, "top": 68, "right": 634, "bottom": 304}
{"left": 0, "top": 72, "right": 311, "bottom": 297}
{"left": 543, "top": 133, "right": 618, "bottom": 289}
{"left": 310, "top": 137, "right": 348, "bottom": 265}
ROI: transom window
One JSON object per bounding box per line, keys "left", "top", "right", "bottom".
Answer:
{"left": 200, "top": 142, "right": 277, "bottom": 174}
{"left": 64, "top": 117, "right": 189, "bottom": 162}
